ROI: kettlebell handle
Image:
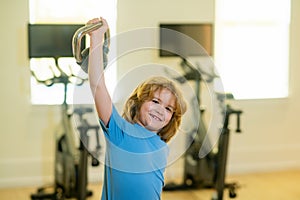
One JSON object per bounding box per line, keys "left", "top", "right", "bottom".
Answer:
{"left": 72, "top": 22, "right": 110, "bottom": 64}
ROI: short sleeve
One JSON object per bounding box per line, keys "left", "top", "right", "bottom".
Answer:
{"left": 99, "top": 105, "right": 124, "bottom": 145}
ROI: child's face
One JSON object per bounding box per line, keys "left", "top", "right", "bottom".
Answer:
{"left": 137, "top": 88, "right": 176, "bottom": 133}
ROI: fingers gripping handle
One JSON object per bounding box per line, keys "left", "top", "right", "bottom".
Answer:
{"left": 72, "top": 22, "right": 110, "bottom": 73}
{"left": 72, "top": 22, "right": 104, "bottom": 63}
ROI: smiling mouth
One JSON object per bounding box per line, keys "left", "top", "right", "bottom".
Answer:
{"left": 149, "top": 113, "right": 163, "bottom": 122}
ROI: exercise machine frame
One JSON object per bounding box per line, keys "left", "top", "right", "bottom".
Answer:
{"left": 30, "top": 58, "right": 101, "bottom": 200}
{"left": 164, "top": 58, "right": 243, "bottom": 200}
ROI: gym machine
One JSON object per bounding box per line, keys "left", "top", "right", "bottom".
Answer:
{"left": 29, "top": 21, "right": 109, "bottom": 200}
{"left": 164, "top": 58, "right": 243, "bottom": 200}
{"left": 30, "top": 57, "right": 101, "bottom": 200}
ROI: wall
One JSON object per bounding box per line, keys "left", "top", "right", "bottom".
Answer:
{"left": 116, "top": 0, "right": 214, "bottom": 77}
{"left": 0, "top": 0, "right": 59, "bottom": 187}
{"left": 0, "top": 0, "right": 299, "bottom": 188}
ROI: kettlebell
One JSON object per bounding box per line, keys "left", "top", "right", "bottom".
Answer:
{"left": 72, "top": 21, "right": 110, "bottom": 73}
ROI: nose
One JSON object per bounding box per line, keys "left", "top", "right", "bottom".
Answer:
{"left": 154, "top": 104, "right": 164, "bottom": 116}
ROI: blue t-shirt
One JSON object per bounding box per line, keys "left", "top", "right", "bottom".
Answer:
{"left": 99, "top": 106, "right": 169, "bottom": 200}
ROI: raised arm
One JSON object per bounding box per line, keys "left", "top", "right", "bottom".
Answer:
{"left": 87, "top": 17, "right": 112, "bottom": 126}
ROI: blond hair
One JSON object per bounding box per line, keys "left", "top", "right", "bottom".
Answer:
{"left": 122, "top": 76, "right": 187, "bottom": 142}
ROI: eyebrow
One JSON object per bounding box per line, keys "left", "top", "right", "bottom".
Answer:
{"left": 153, "top": 96, "right": 176, "bottom": 110}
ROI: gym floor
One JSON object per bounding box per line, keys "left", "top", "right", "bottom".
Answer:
{"left": 0, "top": 169, "right": 299, "bottom": 200}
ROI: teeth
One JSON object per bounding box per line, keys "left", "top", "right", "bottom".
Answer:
{"left": 150, "top": 113, "right": 161, "bottom": 121}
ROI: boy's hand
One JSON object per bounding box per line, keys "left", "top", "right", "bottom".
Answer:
{"left": 87, "top": 17, "right": 109, "bottom": 40}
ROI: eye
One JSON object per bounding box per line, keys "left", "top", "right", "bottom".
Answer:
{"left": 152, "top": 99, "right": 159, "bottom": 104}
{"left": 165, "top": 107, "right": 174, "bottom": 113}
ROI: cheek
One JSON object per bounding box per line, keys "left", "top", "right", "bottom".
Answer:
{"left": 142, "top": 102, "right": 151, "bottom": 113}
{"left": 139, "top": 103, "right": 151, "bottom": 118}
{"left": 164, "top": 112, "right": 173, "bottom": 124}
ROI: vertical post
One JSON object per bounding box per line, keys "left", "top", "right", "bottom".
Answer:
{"left": 215, "top": 127, "right": 230, "bottom": 199}
{"left": 213, "top": 104, "right": 230, "bottom": 200}
{"left": 77, "top": 126, "right": 89, "bottom": 200}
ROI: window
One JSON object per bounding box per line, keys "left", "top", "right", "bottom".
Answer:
{"left": 215, "top": 0, "right": 291, "bottom": 99}
{"left": 29, "top": 0, "right": 117, "bottom": 104}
